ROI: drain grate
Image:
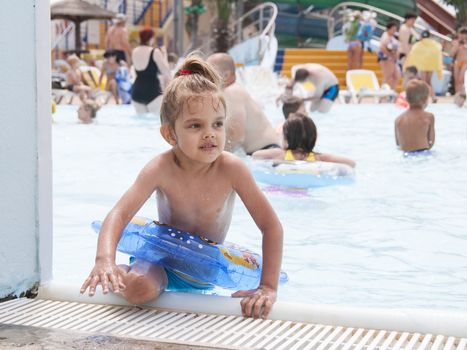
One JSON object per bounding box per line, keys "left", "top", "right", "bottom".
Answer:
{"left": 1, "top": 298, "right": 466, "bottom": 350}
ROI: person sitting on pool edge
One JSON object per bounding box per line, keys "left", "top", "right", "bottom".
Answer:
{"left": 207, "top": 53, "right": 280, "bottom": 155}
{"left": 80, "top": 55, "right": 284, "bottom": 319}
{"left": 252, "top": 113, "right": 356, "bottom": 167}
{"left": 77, "top": 99, "right": 101, "bottom": 124}
{"left": 395, "top": 80, "right": 435, "bottom": 152}
{"left": 285, "top": 64, "right": 340, "bottom": 113}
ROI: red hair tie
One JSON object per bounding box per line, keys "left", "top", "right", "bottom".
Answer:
{"left": 179, "top": 69, "right": 193, "bottom": 76}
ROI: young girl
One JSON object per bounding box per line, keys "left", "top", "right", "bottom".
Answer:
{"left": 344, "top": 11, "right": 363, "bottom": 70}
{"left": 98, "top": 50, "right": 120, "bottom": 104}
{"left": 253, "top": 113, "right": 356, "bottom": 167}
{"left": 80, "top": 56, "right": 283, "bottom": 319}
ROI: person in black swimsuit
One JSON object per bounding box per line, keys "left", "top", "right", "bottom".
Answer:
{"left": 131, "top": 27, "right": 171, "bottom": 115}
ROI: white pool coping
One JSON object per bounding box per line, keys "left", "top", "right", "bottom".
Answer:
{"left": 38, "top": 281, "right": 467, "bottom": 338}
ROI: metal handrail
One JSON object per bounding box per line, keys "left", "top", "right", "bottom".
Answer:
{"left": 231, "top": 2, "right": 278, "bottom": 44}
{"left": 196, "top": 2, "right": 277, "bottom": 58}
{"left": 327, "top": 1, "right": 451, "bottom": 44}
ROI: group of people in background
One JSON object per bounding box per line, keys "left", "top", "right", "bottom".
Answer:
{"left": 62, "top": 14, "right": 177, "bottom": 123}
{"left": 59, "top": 9, "right": 465, "bottom": 163}
{"left": 73, "top": 10, "right": 465, "bottom": 313}
{"left": 344, "top": 10, "right": 466, "bottom": 106}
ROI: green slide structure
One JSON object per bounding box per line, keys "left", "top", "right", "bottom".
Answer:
{"left": 271, "top": 0, "right": 418, "bottom": 47}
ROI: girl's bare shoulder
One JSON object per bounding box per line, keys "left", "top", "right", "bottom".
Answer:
{"left": 216, "top": 152, "right": 249, "bottom": 173}
{"left": 144, "top": 150, "right": 175, "bottom": 172}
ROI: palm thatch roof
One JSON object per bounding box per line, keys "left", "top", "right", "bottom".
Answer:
{"left": 51, "top": 0, "right": 116, "bottom": 50}
{"left": 51, "top": 0, "right": 116, "bottom": 21}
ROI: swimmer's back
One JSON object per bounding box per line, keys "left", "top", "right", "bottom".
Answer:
{"left": 225, "top": 83, "right": 278, "bottom": 154}
{"left": 395, "top": 109, "right": 434, "bottom": 151}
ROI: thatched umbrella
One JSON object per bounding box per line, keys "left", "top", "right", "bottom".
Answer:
{"left": 51, "top": 0, "right": 116, "bottom": 51}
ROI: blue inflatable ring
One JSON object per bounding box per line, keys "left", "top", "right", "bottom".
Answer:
{"left": 92, "top": 217, "right": 288, "bottom": 290}
{"left": 252, "top": 160, "right": 355, "bottom": 188}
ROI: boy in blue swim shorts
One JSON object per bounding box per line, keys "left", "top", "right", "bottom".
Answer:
{"left": 81, "top": 55, "right": 284, "bottom": 319}
{"left": 128, "top": 256, "right": 213, "bottom": 292}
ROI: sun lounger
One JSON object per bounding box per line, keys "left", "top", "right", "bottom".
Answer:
{"left": 346, "top": 69, "right": 397, "bottom": 103}
{"left": 80, "top": 66, "right": 112, "bottom": 104}
{"left": 53, "top": 66, "right": 112, "bottom": 105}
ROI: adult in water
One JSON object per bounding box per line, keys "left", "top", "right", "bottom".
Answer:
{"left": 207, "top": 53, "right": 280, "bottom": 155}
{"left": 286, "top": 64, "right": 340, "bottom": 113}
{"left": 131, "top": 27, "right": 171, "bottom": 115}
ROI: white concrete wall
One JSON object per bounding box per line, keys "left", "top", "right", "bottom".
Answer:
{"left": 0, "top": 1, "right": 52, "bottom": 298}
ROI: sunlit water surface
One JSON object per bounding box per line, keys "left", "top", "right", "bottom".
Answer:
{"left": 53, "top": 102, "right": 467, "bottom": 310}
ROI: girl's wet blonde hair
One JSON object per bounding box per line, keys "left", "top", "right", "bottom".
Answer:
{"left": 83, "top": 99, "right": 101, "bottom": 119}
{"left": 160, "top": 55, "right": 226, "bottom": 127}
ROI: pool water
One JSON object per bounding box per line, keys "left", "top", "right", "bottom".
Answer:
{"left": 53, "top": 102, "right": 467, "bottom": 311}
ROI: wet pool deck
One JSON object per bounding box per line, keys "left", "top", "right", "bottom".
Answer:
{"left": 0, "top": 324, "right": 223, "bottom": 350}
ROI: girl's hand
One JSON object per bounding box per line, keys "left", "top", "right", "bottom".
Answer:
{"left": 80, "top": 259, "right": 126, "bottom": 296}
{"left": 232, "top": 285, "right": 277, "bottom": 319}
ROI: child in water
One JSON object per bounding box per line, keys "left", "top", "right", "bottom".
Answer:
{"left": 395, "top": 80, "right": 435, "bottom": 152}
{"left": 80, "top": 56, "right": 283, "bottom": 319}
{"left": 77, "top": 99, "right": 100, "bottom": 124}
{"left": 275, "top": 95, "right": 307, "bottom": 136}
{"left": 99, "top": 50, "right": 120, "bottom": 104}
{"left": 253, "top": 113, "right": 356, "bottom": 167}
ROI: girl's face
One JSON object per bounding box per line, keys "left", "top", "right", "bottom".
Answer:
{"left": 170, "top": 95, "right": 226, "bottom": 164}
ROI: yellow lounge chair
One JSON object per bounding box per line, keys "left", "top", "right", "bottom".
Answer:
{"left": 52, "top": 65, "right": 111, "bottom": 105}
{"left": 346, "top": 69, "right": 397, "bottom": 103}
{"left": 80, "top": 66, "right": 112, "bottom": 104}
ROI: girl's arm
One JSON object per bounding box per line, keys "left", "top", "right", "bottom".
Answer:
{"left": 80, "top": 159, "right": 161, "bottom": 296}
{"left": 252, "top": 147, "right": 284, "bottom": 160}
{"left": 317, "top": 152, "right": 356, "bottom": 167}
{"left": 230, "top": 158, "right": 283, "bottom": 319}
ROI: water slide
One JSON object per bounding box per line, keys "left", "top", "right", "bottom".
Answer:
{"left": 415, "top": 0, "right": 456, "bottom": 35}
{"left": 270, "top": 0, "right": 421, "bottom": 46}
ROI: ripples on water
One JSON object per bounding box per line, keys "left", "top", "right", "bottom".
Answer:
{"left": 53, "top": 103, "right": 467, "bottom": 311}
